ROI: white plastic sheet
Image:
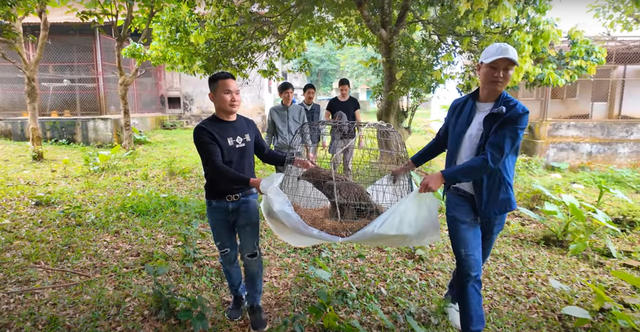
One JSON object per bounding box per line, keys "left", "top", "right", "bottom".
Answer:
{"left": 260, "top": 171, "right": 441, "bottom": 247}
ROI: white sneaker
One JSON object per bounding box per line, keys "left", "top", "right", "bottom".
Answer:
{"left": 446, "top": 303, "right": 462, "bottom": 330}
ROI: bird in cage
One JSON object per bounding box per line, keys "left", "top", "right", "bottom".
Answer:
{"left": 297, "top": 166, "right": 384, "bottom": 222}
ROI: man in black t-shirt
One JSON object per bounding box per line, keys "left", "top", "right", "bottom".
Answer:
{"left": 193, "top": 72, "right": 312, "bottom": 332}
{"left": 324, "top": 78, "right": 364, "bottom": 179}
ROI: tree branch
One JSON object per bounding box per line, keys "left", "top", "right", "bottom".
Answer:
{"left": 9, "top": 8, "right": 30, "bottom": 69}
{"left": 0, "top": 48, "right": 26, "bottom": 75}
{"left": 0, "top": 36, "right": 13, "bottom": 45}
{"left": 257, "top": 4, "right": 296, "bottom": 20}
{"left": 117, "top": 1, "right": 135, "bottom": 43}
{"left": 29, "top": 265, "right": 93, "bottom": 278}
{"left": 128, "top": 5, "right": 156, "bottom": 81}
{"left": 2, "top": 266, "right": 144, "bottom": 295}
{"left": 30, "top": 3, "right": 50, "bottom": 67}
{"left": 381, "top": 0, "right": 391, "bottom": 30}
{"left": 135, "top": 68, "right": 147, "bottom": 78}
{"left": 391, "top": 0, "right": 413, "bottom": 37}
{"left": 111, "top": 1, "right": 121, "bottom": 39}
{"left": 353, "top": 0, "right": 386, "bottom": 41}
{"left": 136, "top": 5, "right": 156, "bottom": 45}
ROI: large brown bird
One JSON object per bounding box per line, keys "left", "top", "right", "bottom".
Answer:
{"left": 298, "top": 166, "right": 383, "bottom": 222}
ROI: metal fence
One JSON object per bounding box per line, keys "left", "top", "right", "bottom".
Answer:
{"left": 0, "top": 30, "right": 164, "bottom": 118}
{"left": 511, "top": 36, "right": 640, "bottom": 121}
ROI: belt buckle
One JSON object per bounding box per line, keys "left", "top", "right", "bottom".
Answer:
{"left": 225, "top": 194, "right": 240, "bottom": 202}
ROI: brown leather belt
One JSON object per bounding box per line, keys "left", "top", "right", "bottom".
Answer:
{"left": 222, "top": 188, "right": 257, "bottom": 202}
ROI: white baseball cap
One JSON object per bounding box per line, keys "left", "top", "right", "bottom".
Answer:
{"left": 479, "top": 42, "right": 519, "bottom": 66}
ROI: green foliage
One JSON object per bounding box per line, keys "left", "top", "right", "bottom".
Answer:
{"left": 589, "top": 0, "right": 640, "bottom": 33}
{"left": 83, "top": 144, "right": 133, "bottom": 172}
{"left": 552, "top": 271, "right": 640, "bottom": 330}
{"left": 307, "top": 0, "right": 605, "bottom": 126}
{"left": 518, "top": 183, "right": 626, "bottom": 256}
{"left": 178, "top": 220, "right": 202, "bottom": 267}
{"left": 426, "top": 2, "right": 608, "bottom": 94}
{"left": 2, "top": 129, "right": 639, "bottom": 331}
{"left": 162, "top": 119, "right": 185, "bottom": 130}
{"left": 146, "top": 0, "right": 330, "bottom": 80}
{"left": 290, "top": 41, "right": 341, "bottom": 93}
{"left": 0, "top": 0, "right": 68, "bottom": 33}
{"left": 290, "top": 41, "right": 380, "bottom": 94}
{"left": 146, "top": 262, "right": 213, "bottom": 332}
{"left": 274, "top": 260, "right": 428, "bottom": 332}
{"left": 140, "top": 0, "right": 607, "bottom": 133}
{"left": 132, "top": 127, "right": 151, "bottom": 145}
{"left": 73, "top": 0, "right": 171, "bottom": 64}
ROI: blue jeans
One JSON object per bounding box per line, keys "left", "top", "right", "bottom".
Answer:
{"left": 206, "top": 192, "right": 263, "bottom": 306}
{"left": 444, "top": 187, "right": 507, "bottom": 332}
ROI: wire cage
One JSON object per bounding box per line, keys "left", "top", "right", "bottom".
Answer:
{"left": 279, "top": 120, "right": 414, "bottom": 237}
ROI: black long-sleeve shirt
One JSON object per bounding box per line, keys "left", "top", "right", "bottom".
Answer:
{"left": 193, "top": 114, "right": 286, "bottom": 200}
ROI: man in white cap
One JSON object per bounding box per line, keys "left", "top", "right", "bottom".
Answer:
{"left": 392, "top": 42, "right": 529, "bottom": 332}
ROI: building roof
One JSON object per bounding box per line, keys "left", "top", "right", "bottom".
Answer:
{"left": 22, "top": 2, "right": 210, "bottom": 25}
{"left": 23, "top": 4, "right": 86, "bottom": 24}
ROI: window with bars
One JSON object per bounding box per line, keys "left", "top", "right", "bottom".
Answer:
{"left": 591, "top": 68, "right": 612, "bottom": 103}
{"left": 551, "top": 83, "right": 578, "bottom": 100}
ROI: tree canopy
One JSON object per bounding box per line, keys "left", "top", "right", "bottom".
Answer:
{"left": 288, "top": 0, "right": 607, "bottom": 133}
{"left": 145, "top": 0, "right": 607, "bottom": 136}
{"left": 589, "top": 0, "right": 640, "bottom": 33}
{"left": 290, "top": 41, "right": 380, "bottom": 94}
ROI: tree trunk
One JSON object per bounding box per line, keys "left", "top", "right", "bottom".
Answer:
{"left": 25, "top": 68, "right": 43, "bottom": 161}
{"left": 376, "top": 39, "right": 408, "bottom": 167}
{"left": 9, "top": 6, "right": 50, "bottom": 161}
{"left": 115, "top": 41, "right": 134, "bottom": 150}
{"left": 118, "top": 78, "right": 134, "bottom": 150}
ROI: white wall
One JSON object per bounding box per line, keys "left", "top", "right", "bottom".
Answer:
{"left": 620, "top": 65, "right": 640, "bottom": 118}
{"left": 178, "top": 70, "right": 271, "bottom": 126}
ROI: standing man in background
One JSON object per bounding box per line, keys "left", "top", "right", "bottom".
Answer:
{"left": 324, "top": 78, "right": 364, "bottom": 179}
{"left": 264, "top": 82, "right": 311, "bottom": 173}
{"left": 392, "top": 43, "right": 529, "bottom": 332}
{"left": 299, "top": 83, "right": 322, "bottom": 163}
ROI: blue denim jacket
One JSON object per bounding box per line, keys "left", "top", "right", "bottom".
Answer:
{"left": 410, "top": 88, "right": 530, "bottom": 218}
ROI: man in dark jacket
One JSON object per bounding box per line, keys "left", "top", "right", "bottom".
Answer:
{"left": 392, "top": 43, "right": 529, "bottom": 332}
{"left": 299, "top": 83, "right": 322, "bottom": 163}
{"left": 193, "top": 71, "right": 312, "bottom": 332}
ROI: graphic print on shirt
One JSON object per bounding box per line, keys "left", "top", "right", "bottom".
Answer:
{"left": 227, "top": 133, "right": 252, "bottom": 148}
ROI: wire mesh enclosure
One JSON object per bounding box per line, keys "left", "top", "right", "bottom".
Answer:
{"left": 0, "top": 28, "right": 165, "bottom": 119}
{"left": 279, "top": 120, "right": 414, "bottom": 237}
{"left": 508, "top": 36, "right": 640, "bottom": 121}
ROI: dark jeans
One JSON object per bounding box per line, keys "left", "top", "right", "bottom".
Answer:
{"left": 206, "top": 191, "right": 263, "bottom": 306}
{"left": 444, "top": 186, "right": 507, "bottom": 332}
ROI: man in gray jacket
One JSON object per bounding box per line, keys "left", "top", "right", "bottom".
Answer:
{"left": 265, "top": 82, "right": 311, "bottom": 173}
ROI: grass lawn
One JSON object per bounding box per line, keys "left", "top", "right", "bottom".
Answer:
{"left": 1, "top": 128, "right": 639, "bottom": 332}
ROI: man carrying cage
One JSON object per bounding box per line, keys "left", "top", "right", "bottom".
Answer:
{"left": 193, "top": 71, "right": 313, "bottom": 332}
{"left": 392, "top": 42, "right": 530, "bottom": 332}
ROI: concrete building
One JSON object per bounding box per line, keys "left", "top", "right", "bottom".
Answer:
{"left": 0, "top": 6, "right": 302, "bottom": 143}
{"left": 516, "top": 36, "right": 640, "bottom": 166}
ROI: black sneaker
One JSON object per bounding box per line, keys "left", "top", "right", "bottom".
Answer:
{"left": 224, "top": 295, "right": 245, "bottom": 321}
{"left": 248, "top": 304, "right": 268, "bottom": 331}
